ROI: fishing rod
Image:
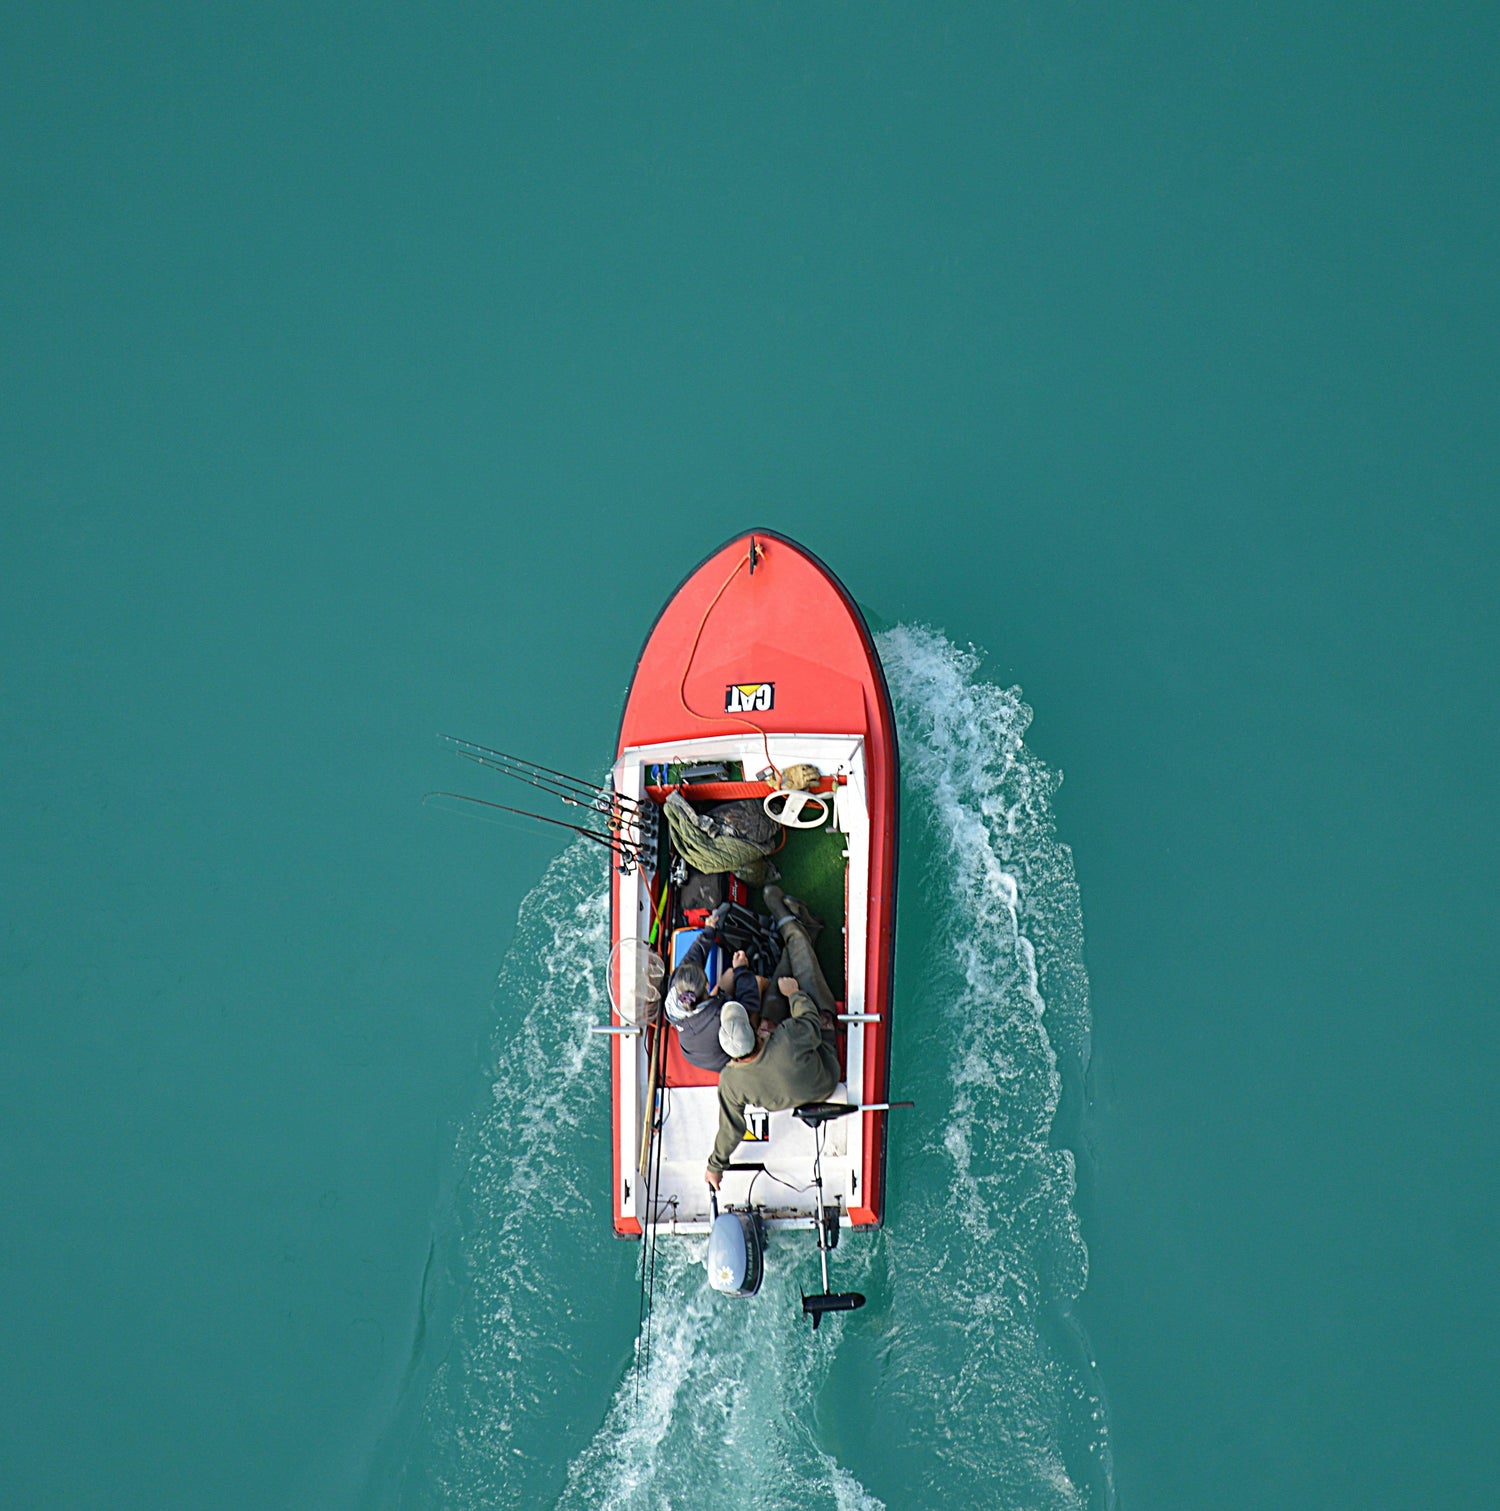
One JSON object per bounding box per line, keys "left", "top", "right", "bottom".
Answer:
{"left": 422, "top": 791, "right": 645, "bottom": 868}
{"left": 453, "top": 749, "right": 636, "bottom": 819}
{"left": 633, "top": 862, "right": 677, "bottom": 1399}
{"left": 444, "top": 737, "right": 644, "bottom": 805}
{"left": 438, "top": 735, "right": 645, "bottom": 817}
{"left": 636, "top": 1081, "right": 670, "bottom": 1402}
{"left": 434, "top": 736, "right": 660, "bottom": 874}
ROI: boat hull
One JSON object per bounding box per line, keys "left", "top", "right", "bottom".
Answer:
{"left": 610, "top": 531, "right": 898, "bottom": 1236}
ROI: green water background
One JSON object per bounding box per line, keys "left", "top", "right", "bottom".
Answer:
{"left": 3, "top": 5, "right": 1496, "bottom": 1507}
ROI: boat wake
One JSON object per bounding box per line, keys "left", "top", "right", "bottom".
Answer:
{"left": 368, "top": 844, "right": 630, "bottom": 1509}
{"left": 375, "top": 626, "right": 1111, "bottom": 1510}
{"left": 866, "top": 625, "right": 1114, "bottom": 1510}
{"left": 562, "top": 1247, "right": 884, "bottom": 1510}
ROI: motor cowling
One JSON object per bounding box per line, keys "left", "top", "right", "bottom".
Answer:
{"left": 706, "top": 1209, "right": 765, "bottom": 1297}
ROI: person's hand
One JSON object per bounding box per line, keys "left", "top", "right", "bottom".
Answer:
{"left": 732, "top": 949, "right": 749, "bottom": 969}
{"left": 705, "top": 1166, "right": 722, "bottom": 1191}
{"left": 778, "top": 975, "right": 799, "bottom": 997}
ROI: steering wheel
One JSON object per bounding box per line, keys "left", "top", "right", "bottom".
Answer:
{"left": 763, "top": 788, "right": 830, "bottom": 829}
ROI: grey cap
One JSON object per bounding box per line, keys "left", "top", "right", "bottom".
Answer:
{"left": 718, "top": 1001, "right": 756, "bottom": 1059}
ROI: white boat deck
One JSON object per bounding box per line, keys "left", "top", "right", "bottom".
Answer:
{"left": 610, "top": 732, "right": 872, "bottom": 1237}
{"left": 638, "top": 1081, "right": 855, "bottom": 1233}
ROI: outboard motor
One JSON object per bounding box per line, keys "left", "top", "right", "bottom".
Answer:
{"left": 706, "top": 1196, "right": 765, "bottom": 1298}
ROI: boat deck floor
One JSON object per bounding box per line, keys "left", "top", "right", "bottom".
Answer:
{"left": 647, "top": 1079, "right": 854, "bottom": 1229}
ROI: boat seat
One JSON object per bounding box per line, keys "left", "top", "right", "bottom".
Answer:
{"left": 658, "top": 997, "right": 849, "bottom": 1094}
{"left": 660, "top": 926, "right": 725, "bottom": 1088}
{"left": 660, "top": 1023, "right": 721, "bottom": 1088}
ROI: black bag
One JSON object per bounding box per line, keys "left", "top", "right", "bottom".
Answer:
{"left": 678, "top": 867, "right": 727, "bottom": 914}
{"left": 707, "top": 901, "right": 781, "bottom": 977}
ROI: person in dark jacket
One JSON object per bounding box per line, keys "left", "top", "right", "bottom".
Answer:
{"left": 663, "top": 909, "right": 761, "bottom": 1073}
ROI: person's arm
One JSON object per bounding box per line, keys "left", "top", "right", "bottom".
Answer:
{"left": 786, "top": 984, "right": 835, "bottom": 1045}
{"left": 709, "top": 949, "right": 757, "bottom": 1013}
{"left": 786, "top": 987, "right": 820, "bottom": 1022}
{"left": 680, "top": 929, "right": 715, "bottom": 973}
{"left": 707, "top": 1073, "right": 750, "bottom": 1174}
{"left": 731, "top": 967, "right": 760, "bottom": 1012}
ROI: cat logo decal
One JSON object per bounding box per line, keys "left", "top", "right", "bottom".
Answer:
{"left": 724, "top": 682, "right": 775, "bottom": 714}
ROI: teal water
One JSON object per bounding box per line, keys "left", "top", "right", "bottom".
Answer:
{"left": 3, "top": 6, "right": 1495, "bottom": 1509}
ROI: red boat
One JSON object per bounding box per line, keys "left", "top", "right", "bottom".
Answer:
{"left": 603, "top": 532, "right": 899, "bottom": 1314}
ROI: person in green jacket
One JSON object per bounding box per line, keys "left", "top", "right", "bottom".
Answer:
{"left": 704, "top": 886, "right": 841, "bottom": 1188}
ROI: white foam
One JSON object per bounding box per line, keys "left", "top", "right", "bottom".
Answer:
{"left": 871, "top": 624, "right": 1110, "bottom": 1509}
{"left": 408, "top": 843, "right": 619, "bottom": 1505}
{"left": 565, "top": 1244, "right": 885, "bottom": 1509}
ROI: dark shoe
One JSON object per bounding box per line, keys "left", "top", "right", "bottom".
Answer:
{"left": 762, "top": 886, "right": 825, "bottom": 944}
{"left": 762, "top": 884, "right": 794, "bottom": 927}
{"left": 784, "top": 895, "right": 824, "bottom": 942}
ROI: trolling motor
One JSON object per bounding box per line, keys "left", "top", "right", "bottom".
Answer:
{"left": 794, "top": 1100, "right": 914, "bottom": 1331}
{"left": 704, "top": 1103, "right": 913, "bottom": 1326}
